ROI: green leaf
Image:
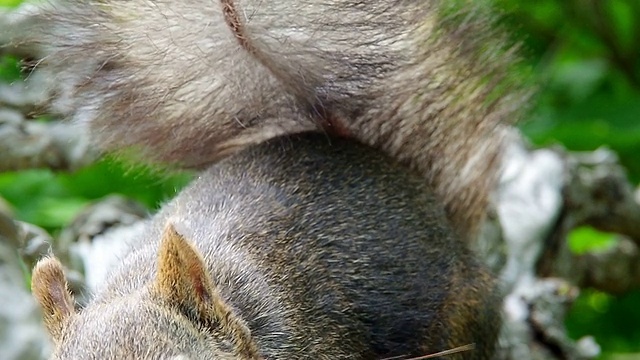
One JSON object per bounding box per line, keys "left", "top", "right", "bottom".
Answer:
{"left": 568, "top": 226, "right": 618, "bottom": 255}
{"left": 0, "top": 0, "right": 23, "bottom": 8}
{"left": 0, "top": 55, "right": 22, "bottom": 82}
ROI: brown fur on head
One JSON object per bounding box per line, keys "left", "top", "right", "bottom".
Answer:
{"left": 31, "top": 225, "right": 263, "bottom": 359}
{"left": 154, "top": 224, "right": 262, "bottom": 360}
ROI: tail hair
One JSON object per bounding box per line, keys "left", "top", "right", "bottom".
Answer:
{"left": 23, "top": 0, "right": 531, "bottom": 237}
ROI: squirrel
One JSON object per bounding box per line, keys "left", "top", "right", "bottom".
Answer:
{"left": 23, "top": 0, "right": 528, "bottom": 358}
{"left": 32, "top": 133, "right": 501, "bottom": 359}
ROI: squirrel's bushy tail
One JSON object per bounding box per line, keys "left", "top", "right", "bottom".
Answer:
{"left": 27, "top": 0, "right": 530, "bottom": 238}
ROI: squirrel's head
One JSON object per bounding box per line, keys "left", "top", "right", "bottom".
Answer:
{"left": 31, "top": 225, "right": 263, "bottom": 360}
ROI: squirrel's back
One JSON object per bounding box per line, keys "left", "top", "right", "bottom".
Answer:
{"left": 32, "top": 133, "right": 500, "bottom": 359}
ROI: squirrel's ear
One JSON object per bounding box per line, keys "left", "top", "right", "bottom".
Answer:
{"left": 154, "top": 223, "right": 216, "bottom": 317}
{"left": 31, "top": 256, "right": 76, "bottom": 342}
{"left": 154, "top": 223, "right": 262, "bottom": 359}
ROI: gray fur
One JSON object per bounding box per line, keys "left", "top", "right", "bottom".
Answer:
{"left": 47, "top": 134, "right": 501, "bottom": 359}
{"left": 26, "top": 0, "right": 529, "bottom": 238}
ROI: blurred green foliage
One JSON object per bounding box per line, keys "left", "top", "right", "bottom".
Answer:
{"left": 567, "top": 290, "right": 640, "bottom": 356}
{"left": 568, "top": 227, "right": 618, "bottom": 255}
{"left": 496, "top": 0, "right": 640, "bottom": 358}
{"left": 0, "top": 0, "right": 639, "bottom": 358}
{"left": 498, "top": 0, "right": 640, "bottom": 182}
{"left": 0, "top": 161, "right": 191, "bottom": 231}
{"left": 0, "top": 54, "right": 21, "bottom": 81}
{"left": 0, "top": 0, "right": 22, "bottom": 8}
